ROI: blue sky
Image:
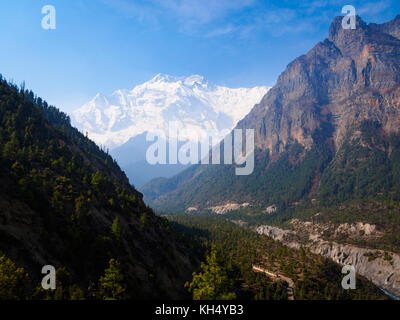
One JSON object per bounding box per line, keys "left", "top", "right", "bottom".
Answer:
{"left": 0, "top": 0, "right": 399, "bottom": 113}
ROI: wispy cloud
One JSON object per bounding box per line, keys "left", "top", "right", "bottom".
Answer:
{"left": 358, "top": 0, "right": 391, "bottom": 16}
{"left": 205, "top": 25, "right": 237, "bottom": 38}
{"left": 98, "top": 0, "right": 395, "bottom": 39}
{"left": 99, "top": 0, "right": 161, "bottom": 24}
{"left": 154, "top": 0, "right": 254, "bottom": 25}
{"left": 100, "top": 0, "right": 254, "bottom": 32}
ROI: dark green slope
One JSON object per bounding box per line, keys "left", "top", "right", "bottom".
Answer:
{"left": 142, "top": 120, "right": 337, "bottom": 212}
{"left": 319, "top": 120, "right": 400, "bottom": 205}
{"left": 143, "top": 142, "right": 332, "bottom": 213}
{"left": 0, "top": 76, "right": 198, "bottom": 299}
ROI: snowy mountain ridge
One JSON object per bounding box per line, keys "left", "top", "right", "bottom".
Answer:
{"left": 72, "top": 74, "right": 270, "bottom": 149}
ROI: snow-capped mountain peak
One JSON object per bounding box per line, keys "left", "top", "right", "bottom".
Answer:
{"left": 149, "top": 73, "right": 205, "bottom": 86}
{"left": 71, "top": 74, "right": 270, "bottom": 149}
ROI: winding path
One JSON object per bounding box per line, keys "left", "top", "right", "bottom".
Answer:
{"left": 252, "top": 265, "right": 295, "bottom": 300}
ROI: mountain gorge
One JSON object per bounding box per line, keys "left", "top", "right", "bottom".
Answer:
{"left": 1, "top": 11, "right": 399, "bottom": 301}
{"left": 4, "top": 0, "right": 400, "bottom": 302}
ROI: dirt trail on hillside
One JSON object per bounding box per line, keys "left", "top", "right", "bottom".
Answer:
{"left": 252, "top": 265, "right": 295, "bottom": 300}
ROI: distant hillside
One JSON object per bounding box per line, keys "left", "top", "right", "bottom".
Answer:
{"left": 110, "top": 132, "right": 189, "bottom": 187}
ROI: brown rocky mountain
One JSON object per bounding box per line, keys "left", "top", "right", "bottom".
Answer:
{"left": 142, "top": 15, "right": 400, "bottom": 215}
{"left": 238, "top": 15, "right": 400, "bottom": 154}
{"left": 140, "top": 16, "right": 400, "bottom": 299}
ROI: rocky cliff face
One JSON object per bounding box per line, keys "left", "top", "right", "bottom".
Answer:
{"left": 256, "top": 224, "right": 400, "bottom": 299}
{"left": 370, "top": 15, "right": 400, "bottom": 41}
{"left": 310, "top": 241, "right": 400, "bottom": 299}
{"left": 237, "top": 16, "right": 400, "bottom": 154}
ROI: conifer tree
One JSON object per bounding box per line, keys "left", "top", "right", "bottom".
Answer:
{"left": 98, "top": 259, "right": 126, "bottom": 300}
{"left": 186, "top": 245, "right": 236, "bottom": 300}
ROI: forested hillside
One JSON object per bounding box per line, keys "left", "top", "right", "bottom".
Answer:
{"left": 0, "top": 76, "right": 198, "bottom": 299}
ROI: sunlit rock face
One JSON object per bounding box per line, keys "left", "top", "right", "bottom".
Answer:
{"left": 237, "top": 15, "right": 400, "bottom": 155}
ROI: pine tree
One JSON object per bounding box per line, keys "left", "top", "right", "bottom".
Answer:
{"left": 140, "top": 212, "right": 147, "bottom": 229}
{"left": 111, "top": 217, "right": 122, "bottom": 241}
{"left": 98, "top": 259, "right": 126, "bottom": 300}
{"left": 0, "top": 252, "right": 28, "bottom": 299}
{"left": 186, "top": 245, "right": 236, "bottom": 300}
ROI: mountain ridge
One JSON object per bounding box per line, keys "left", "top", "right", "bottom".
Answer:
{"left": 72, "top": 74, "right": 270, "bottom": 149}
